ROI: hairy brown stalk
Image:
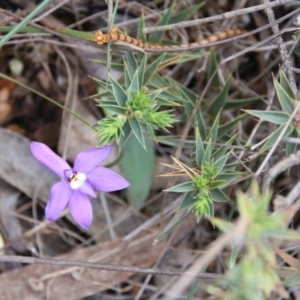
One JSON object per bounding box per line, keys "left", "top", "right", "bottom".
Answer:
{"left": 94, "top": 27, "right": 247, "bottom": 52}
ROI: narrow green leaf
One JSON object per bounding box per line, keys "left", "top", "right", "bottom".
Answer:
{"left": 100, "top": 104, "right": 126, "bottom": 115}
{"left": 149, "top": 73, "right": 166, "bottom": 89}
{"left": 273, "top": 75, "right": 295, "bottom": 114}
{"left": 218, "top": 114, "right": 246, "bottom": 139}
{"left": 0, "top": 0, "right": 51, "bottom": 47}
{"left": 259, "top": 124, "right": 293, "bottom": 154}
{"left": 229, "top": 247, "right": 238, "bottom": 269}
{"left": 212, "top": 141, "right": 233, "bottom": 162}
{"left": 169, "top": 2, "right": 205, "bottom": 23}
{"left": 138, "top": 54, "right": 147, "bottom": 90}
{"left": 203, "top": 138, "right": 212, "bottom": 164}
{"left": 207, "top": 112, "right": 220, "bottom": 144}
{"left": 195, "top": 126, "right": 205, "bottom": 166}
{"left": 187, "top": 278, "right": 201, "bottom": 300}
{"left": 109, "top": 75, "right": 127, "bottom": 106}
{"left": 167, "top": 181, "right": 196, "bottom": 193}
{"left": 124, "top": 61, "right": 132, "bottom": 90}
{"left": 158, "top": 52, "right": 206, "bottom": 68}
{"left": 286, "top": 142, "right": 297, "bottom": 157}
{"left": 207, "top": 75, "right": 231, "bottom": 116}
{"left": 119, "top": 120, "right": 131, "bottom": 149}
{"left": 209, "top": 180, "right": 226, "bottom": 188}
{"left": 137, "top": 14, "right": 146, "bottom": 41}
{"left": 128, "top": 71, "right": 140, "bottom": 95}
{"left": 148, "top": 88, "right": 167, "bottom": 102}
{"left": 207, "top": 50, "right": 220, "bottom": 88}
{"left": 210, "top": 217, "right": 234, "bottom": 232}
{"left": 224, "top": 96, "right": 260, "bottom": 110}
{"left": 245, "top": 110, "right": 290, "bottom": 124}
{"left": 92, "top": 59, "right": 123, "bottom": 71}
{"left": 128, "top": 117, "right": 145, "bottom": 148}
{"left": 179, "top": 192, "right": 196, "bottom": 210}
{"left": 149, "top": 3, "right": 175, "bottom": 43}
{"left": 108, "top": 0, "right": 120, "bottom": 30}
{"left": 208, "top": 201, "right": 214, "bottom": 217}
{"left": 210, "top": 188, "right": 229, "bottom": 202}
{"left": 176, "top": 80, "right": 198, "bottom": 102}
{"left": 284, "top": 273, "right": 300, "bottom": 287}
{"left": 126, "top": 52, "right": 138, "bottom": 76}
{"left": 0, "top": 25, "right": 45, "bottom": 34}
{"left": 155, "top": 135, "right": 195, "bottom": 148}
{"left": 286, "top": 129, "right": 298, "bottom": 156}
{"left": 215, "top": 172, "right": 241, "bottom": 186}
{"left": 92, "top": 77, "right": 112, "bottom": 90}
{"left": 196, "top": 107, "right": 206, "bottom": 140}
{"left": 279, "top": 69, "right": 295, "bottom": 99}
{"left": 143, "top": 54, "right": 166, "bottom": 86}
{"left": 213, "top": 153, "right": 230, "bottom": 172}
{"left": 265, "top": 228, "right": 300, "bottom": 240}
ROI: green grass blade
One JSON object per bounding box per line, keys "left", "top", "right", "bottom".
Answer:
{"left": 0, "top": 0, "right": 51, "bottom": 48}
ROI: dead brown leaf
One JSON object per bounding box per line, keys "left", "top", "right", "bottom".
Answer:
{"left": 0, "top": 232, "right": 165, "bottom": 300}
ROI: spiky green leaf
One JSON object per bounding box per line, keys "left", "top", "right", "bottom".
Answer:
{"left": 245, "top": 110, "right": 290, "bottom": 124}
{"left": 128, "top": 117, "right": 145, "bottom": 148}
{"left": 179, "top": 192, "right": 196, "bottom": 210}
{"left": 167, "top": 181, "right": 196, "bottom": 193}
{"left": 273, "top": 75, "right": 295, "bottom": 114}
{"left": 169, "top": 2, "right": 205, "bottom": 24}
{"left": 149, "top": 3, "right": 175, "bottom": 43}
{"left": 126, "top": 51, "right": 138, "bottom": 76}
{"left": 279, "top": 69, "right": 295, "bottom": 99}
{"left": 207, "top": 50, "right": 220, "bottom": 88}
{"left": 210, "top": 188, "right": 229, "bottom": 202}
{"left": 143, "top": 54, "right": 166, "bottom": 86}
{"left": 218, "top": 114, "right": 246, "bottom": 139}
{"left": 109, "top": 75, "right": 127, "bottom": 106}
{"left": 196, "top": 126, "right": 205, "bottom": 166}
{"left": 207, "top": 75, "right": 231, "bottom": 115}
{"left": 259, "top": 124, "right": 293, "bottom": 154}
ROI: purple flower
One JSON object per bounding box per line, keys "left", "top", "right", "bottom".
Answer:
{"left": 30, "top": 142, "right": 129, "bottom": 229}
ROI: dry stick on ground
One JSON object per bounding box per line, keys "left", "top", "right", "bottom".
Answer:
{"left": 0, "top": 255, "right": 222, "bottom": 279}
{"left": 133, "top": 221, "right": 185, "bottom": 300}
{"left": 107, "top": 0, "right": 113, "bottom": 29}
{"left": 262, "top": 150, "right": 300, "bottom": 193}
{"left": 143, "top": 0, "right": 295, "bottom": 33}
{"left": 264, "top": 0, "right": 297, "bottom": 94}
{"left": 163, "top": 217, "right": 250, "bottom": 299}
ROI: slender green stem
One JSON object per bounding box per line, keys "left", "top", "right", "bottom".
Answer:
{"left": 0, "top": 26, "right": 95, "bottom": 42}
{"left": 0, "top": 26, "right": 45, "bottom": 34}
{"left": 0, "top": 0, "right": 50, "bottom": 48}
{"left": 0, "top": 73, "right": 93, "bottom": 129}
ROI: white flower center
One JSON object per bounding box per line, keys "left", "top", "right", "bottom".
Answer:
{"left": 70, "top": 173, "right": 86, "bottom": 189}
{"left": 64, "top": 169, "right": 86, "bottom": 189}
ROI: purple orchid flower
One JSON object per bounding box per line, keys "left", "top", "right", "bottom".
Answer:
{"left": 30, "top": 142, "right": 129, "bottom": 229}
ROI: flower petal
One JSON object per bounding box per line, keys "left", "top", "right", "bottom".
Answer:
{"left": 87, "top": 166, "right": 130, "bottom": 192}
{"left": 74, "top": 145, "right": 113, "bottom": 173}
{"left": 45, "top": 181, "right": 71, "bottom": 221}
{"left": 68, "top": 191, "right": 93, "bottom": 229}
{"left": 30, "top": 142, "right": 70, "bottom": 178}
{"left": 77, "top": 180, "right": 97, "bottom": 198}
